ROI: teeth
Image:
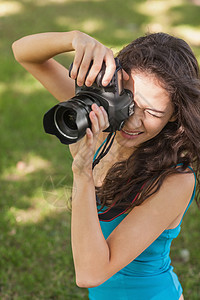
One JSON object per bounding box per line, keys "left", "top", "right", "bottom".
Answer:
{"left": 123, "top": 130, "right": 141, "bottom": 136}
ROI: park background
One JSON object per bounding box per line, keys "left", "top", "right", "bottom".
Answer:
{"left": 0, "top": 0, "right": 200, "bottom": 299}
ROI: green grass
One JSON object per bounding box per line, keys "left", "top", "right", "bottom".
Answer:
{"left": 0, "top": 0, "right": 200, "bottom": 299}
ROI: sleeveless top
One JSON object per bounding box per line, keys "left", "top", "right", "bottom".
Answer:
{"left": 89, "top": 143, "right": 196, "bottom": 299}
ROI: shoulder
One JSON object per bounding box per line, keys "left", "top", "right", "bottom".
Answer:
{"left": 159, "top": 170, "right": 195, "bottom": 203}
{"left": 121, "top": 171, "right": 196, "bottom": 235}
{"left": 163, "top": 169, "right": 195, "bottom": 186}
{"left": 137, "top": 171, "right": 195, "bottom": 224}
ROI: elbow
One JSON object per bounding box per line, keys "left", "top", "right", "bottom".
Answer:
{"left": 75, "top": 274, "right": 104, "bottom": 288}
{"left": 12, "top": 41, "right": 20, "bottom": 62}
{"left": 12, "top": 41, "right": 24, "bottom": 63}
{"left": 74, "top": 259, "right": 110, "bottom": 288}
{"left": 76, "top": 280, "right": 101, "bottom": 289}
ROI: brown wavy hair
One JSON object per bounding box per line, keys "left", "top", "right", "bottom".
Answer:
{"left": 96, "top": 32, "right": 200, "bottom": 210}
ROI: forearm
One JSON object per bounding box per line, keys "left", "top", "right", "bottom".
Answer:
{"left": 12, "top": 31, "right": 76, "bottom": 63}
{"left": 12, "top": 30, "right": 115, "bottom": 99}
{"left": 71, "top": 173, "right": 110, "bottom": 287}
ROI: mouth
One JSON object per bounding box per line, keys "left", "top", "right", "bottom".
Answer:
{"left": 120, "top": 129, "right": 144, "bottom": 140}
{"left": 122, "top": 129, "right": 143, "bottom": 136}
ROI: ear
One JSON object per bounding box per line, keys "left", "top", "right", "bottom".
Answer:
{"left": 169, "top": 114, "right": 177, "bottom": 122}
{"left": 122, "top": 70, "right": 129, "bottom": 81}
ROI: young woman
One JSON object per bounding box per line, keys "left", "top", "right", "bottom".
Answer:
{"left": 12, "top": 30, "right": 200, "bottom": 300}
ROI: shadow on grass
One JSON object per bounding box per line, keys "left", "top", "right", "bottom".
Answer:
{"left": 1, "top": 0, "right": 151, "bottom": 51}
{"left": 169, "top": 1, "right": 200, "bottom": 27}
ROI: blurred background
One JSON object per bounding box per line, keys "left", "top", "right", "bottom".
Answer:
{"left": 0, "top": 0, "right": 200, "bottom": 299}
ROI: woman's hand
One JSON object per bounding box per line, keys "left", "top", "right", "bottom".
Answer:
{"left": 69, "top": 103, "right": 109, "bottom": 176}
{"left": 70, "top": 31, "right": 116, "bottom": 87}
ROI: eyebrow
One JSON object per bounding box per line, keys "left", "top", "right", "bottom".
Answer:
{"left": 134, "top": 92, "right": 167, "bottom": 115}
{"left": 134, "top": 93, "right": 166, "bottom": 115}
{"left": 145, "top": 108, "right": 165, "bottom": 114}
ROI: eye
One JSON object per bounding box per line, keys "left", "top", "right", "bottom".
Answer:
{"left": 145, "top": 110, "right": 162, "bottom": 118}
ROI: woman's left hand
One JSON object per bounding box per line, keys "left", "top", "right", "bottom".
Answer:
{"left": 69, "top": 103, "right": 109, "bottom": 176}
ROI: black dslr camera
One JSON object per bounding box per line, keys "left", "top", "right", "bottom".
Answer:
{"left": 43, "top": 58, "right": 134, "bottom": 145}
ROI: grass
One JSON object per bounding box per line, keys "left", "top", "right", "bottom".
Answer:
{"left": 0, "top": 0, "right": 200, "bottom": 299}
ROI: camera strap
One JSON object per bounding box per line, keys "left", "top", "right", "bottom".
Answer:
{"left": 92, "top": 132, "right": 116, "bottom": 169}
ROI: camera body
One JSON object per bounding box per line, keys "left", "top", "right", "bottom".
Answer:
{"left": 43, "top": 58, "right": 134, "bottom": 145}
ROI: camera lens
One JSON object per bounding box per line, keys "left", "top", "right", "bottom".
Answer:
{"left": 44, "top": 94, "right": 101, "bottom": 144}
{"left": 54, "top": 106, "right": 79, "bottom": 140}
{"left": 53, "top": 97, "right": 94, "bottom": 143}
{"left": 63, "top": 109, "right": 78, "bottom": 130}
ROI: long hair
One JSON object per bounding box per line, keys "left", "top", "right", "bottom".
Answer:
{"left": 96, "top": 32, "right": 200, "bottom": 210}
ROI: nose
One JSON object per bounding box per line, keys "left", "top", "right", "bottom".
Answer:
{"left": 127, "top": 106, "right": 143, "bottom": 128}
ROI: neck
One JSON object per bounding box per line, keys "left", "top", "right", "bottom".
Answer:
{"left": 113, "top": 139, "right": 134, "bottom": 161}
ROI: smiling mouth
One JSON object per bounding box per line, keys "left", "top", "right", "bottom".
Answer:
{"left": 122, "top": 129, "right": 143, "bottom": 136}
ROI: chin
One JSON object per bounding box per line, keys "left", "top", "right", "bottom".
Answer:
{"left": 116, "top": 132, "right": 139, "bottom": 149}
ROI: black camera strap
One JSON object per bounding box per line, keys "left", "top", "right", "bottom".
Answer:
{"left": 92, "top": 132, "right": 116, "bottom": 169}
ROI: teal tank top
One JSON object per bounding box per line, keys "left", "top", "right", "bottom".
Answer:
{"left": 89, "top": 144, "right": 196, "bottom": 299}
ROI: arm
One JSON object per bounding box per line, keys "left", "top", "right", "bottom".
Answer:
{"left": 70, "top": 105, "right": 195, "bottom": 288}
{"left": 72, "top": 169, "right": 195, "bottom": 288}
{"left": 12, "top": 31, "right": 116, "bottom": 101}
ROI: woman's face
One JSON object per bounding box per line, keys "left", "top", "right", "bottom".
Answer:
{"left": 115, "top": 71, "right": 175, "bottom": 156}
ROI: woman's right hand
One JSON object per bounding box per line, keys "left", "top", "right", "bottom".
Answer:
{"left": 12, "top": 30, "right": 128, "bottom": 101}
{"left": 70, "top": 31, "right": 116, "bottom": 87}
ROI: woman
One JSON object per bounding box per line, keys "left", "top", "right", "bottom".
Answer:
{"left": 12, "top": 30, "right": 200, "bottom": 299}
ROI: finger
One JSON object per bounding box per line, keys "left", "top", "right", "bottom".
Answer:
{"left": 76, "top": 50, "right": 94, "bottom": 86}
{"left": 86, "top": 128, "right": 93, "bottom": 145}
{"left": 85, "top": 43, "right": 108, "bottom": 86}
{"left": 70, "top": 48, "right": 84, "bottom": 79}
{"left": 99, "top": 106, "right": 110, "bottom": 128}
{"left": 85, "top": 59, "right": 104, "bottom": 87}
{"left": 89, "top": 110, "right": 100, "bottom": 135}
{"left": 91, "top": 104, "right": 109, "bottom": 131}
{"left": 102, "top": 50, "right": 116, "bottom": 86}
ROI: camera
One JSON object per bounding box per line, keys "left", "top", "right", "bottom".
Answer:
{"left": 43, "top": 58, "right": 134, "bottom": 145}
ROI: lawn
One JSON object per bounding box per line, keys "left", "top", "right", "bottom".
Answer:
{"left": 0, "top": 0, "right": 200, "bottom": 299}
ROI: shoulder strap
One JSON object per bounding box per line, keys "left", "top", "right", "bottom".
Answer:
{"left": 182, "top": 166, "right": 196, "bottom": 218}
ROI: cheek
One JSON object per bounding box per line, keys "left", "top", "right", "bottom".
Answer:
{"left": 144, "top": 119, "right": 168, "bottom": 135}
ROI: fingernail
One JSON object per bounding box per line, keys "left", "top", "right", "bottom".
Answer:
{"left": 86, "top": 81, "right": 91, "bottom": 86}
{"left": 93, "top": 103, "right": 98, "bottom": 109}
{"left": 102, "top": 80, "right": 108, "bottom": 86}
{"left": 90, "top": 111, "right": 96, "bottom": 117}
